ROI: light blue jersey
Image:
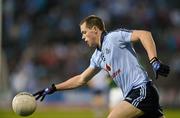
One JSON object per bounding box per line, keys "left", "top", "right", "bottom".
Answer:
{"left": 89, "top": 29, "right": 150, "bottom": 97}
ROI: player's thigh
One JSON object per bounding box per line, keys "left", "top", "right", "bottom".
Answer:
{"left": 107, "top": 100, "right": 144, "bottom": 118}
{"left": 109, "top": 88, "right": 124, "bottom": 111}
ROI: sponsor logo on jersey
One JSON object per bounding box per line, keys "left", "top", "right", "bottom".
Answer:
{"left": 112, "top": 69, "right": 121, "bottom": 78}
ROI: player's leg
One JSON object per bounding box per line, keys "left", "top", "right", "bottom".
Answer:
{"left": 108, "top": 82, "right": 165, "bottom": 118}
{"left": 125, "top": 82, "right": 164, "bottom": 118}
{"left": 107, "top": 100, "right": 144, "bottom": 118}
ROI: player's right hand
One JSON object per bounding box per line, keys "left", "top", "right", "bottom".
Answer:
{"left": 33, "top": 84, "right": 57, "bottom": 101}
{"left": 150, "top": 57, "right": 170, "bottom": 79}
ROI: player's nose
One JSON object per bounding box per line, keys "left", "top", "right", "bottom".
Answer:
{"left": 84, "top": 38, "right": 89, "bottom": 43}
{"left": 82, "top": 35, "right": 85, "bottom": 40}
{"left": 82, "top": 37, "right": 85, "bottom": 41}
{"left": 83, "top": 38, "right": 88, "bottom": 44}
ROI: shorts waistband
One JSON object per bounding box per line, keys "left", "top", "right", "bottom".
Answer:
{"left": 133, "top": 81, "right": 152, "bottom": 89}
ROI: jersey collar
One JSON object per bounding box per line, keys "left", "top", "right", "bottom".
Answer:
{"left": 97, "top": 31, "right": 107, "bottom": 51}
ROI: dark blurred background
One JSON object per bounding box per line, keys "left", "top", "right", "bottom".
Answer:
{"left": 1, "top": 0, "right": 180, "bottom": 110}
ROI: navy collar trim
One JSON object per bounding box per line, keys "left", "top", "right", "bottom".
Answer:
{"left": 97, "top": 31, "right": 107, "bottom": 51}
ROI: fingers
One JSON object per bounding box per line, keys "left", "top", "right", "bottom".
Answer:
{"left": 33, "top": 94, "right": 46, "bottom": 102}
{"left": 33, "top": 90, "right": 45, "bottom": 101}
{"left": 156, "top": 64, "right": 170, "bottom": 78}
{"left": 40, "top": 95, "right": 45, "bottom": 101}
{"left": 160, "top": 65, "right": 170, "bottom": 72}
{"left": 33, "top": 85, "right": 56, "bottom": 102}
{"left": 33, "top": 90, "right": 44, "bottom": 96}
{"left": 158, "top": 64, "right": 170, "bottom": 77}
{"left": 33, "top": 92, "right": 39, "bottom": 96}
{"left": 35, "top": 94, "right": 42, "bottom": 100}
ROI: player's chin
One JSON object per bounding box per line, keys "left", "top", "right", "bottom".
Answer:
{"left": 87, "top": 43, "right": 92, "bottom": 47}
{"left": 89, "top": 45, "right": 96, "bottom": 48}
{"left": 88, "top": 43, "right": 96, "bottom": 48}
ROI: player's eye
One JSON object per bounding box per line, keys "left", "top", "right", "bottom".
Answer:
{"left": 82, "top": 31, "right": 86, "bottom": 34}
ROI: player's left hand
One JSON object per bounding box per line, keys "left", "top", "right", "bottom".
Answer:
{"left": 33, "top": 84, "right": 57, "bottom": 101}
{"left": 150, "top": 57, "right": 170, "bottom": 79}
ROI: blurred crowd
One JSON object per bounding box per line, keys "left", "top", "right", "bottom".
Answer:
{"left": 1, "top": 0, "right": 180, "bottom": 107}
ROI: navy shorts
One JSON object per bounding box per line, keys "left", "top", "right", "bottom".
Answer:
{"left": 124, "top": 82, "right": 163, "bottom": 118}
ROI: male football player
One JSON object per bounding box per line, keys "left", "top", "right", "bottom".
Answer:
{"left": 34, "top": 15, "right": 170, "bottom": 118}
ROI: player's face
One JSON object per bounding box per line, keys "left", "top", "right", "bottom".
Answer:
{"left": 80, "top": 23, "right": 98, "bottom": 47}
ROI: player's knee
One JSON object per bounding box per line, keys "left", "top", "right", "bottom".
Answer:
{"left": 107, "top": 110, "right": 123, "bottom": 118}
{"left": 107, "top": 113, "right": 121, "bottom": 118}
{"left": 107, "top": 111, "right": 130, "bottom": 118}
{"left": 107, "top": 114, "right": 131, "bottom": 118}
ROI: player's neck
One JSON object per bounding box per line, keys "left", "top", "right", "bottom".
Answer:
{"left": 97, "top": 31, "right": 107, "bottom": 51}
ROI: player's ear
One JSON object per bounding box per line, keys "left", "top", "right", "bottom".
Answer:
{"left": 92, "top": 26, "right": 98, "bottom": 33}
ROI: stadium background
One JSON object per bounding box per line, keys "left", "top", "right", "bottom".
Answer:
{"left": 1, "top": 0, "right": 180, "bottom": 117}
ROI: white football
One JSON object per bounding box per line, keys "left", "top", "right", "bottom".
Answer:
{"left": 12, "top": 92, "right": 37, "bottom": 116}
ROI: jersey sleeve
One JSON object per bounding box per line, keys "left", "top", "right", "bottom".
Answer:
{"left": 119, "top": 29, "right": 132, "bottom": 43}
{"left": 89, "top": 50, "right": 103, "bottom": 68}
{"left": 109, "top": 29, "right": 132, "bottom": 44}
{"left": 89, "top": 54, "right": 97, "bottom": 68}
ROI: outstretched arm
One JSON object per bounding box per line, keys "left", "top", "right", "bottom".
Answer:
{"left": 33, "top": 67, "right": 100, "bottom": 101}
{"left": 55, "top": 67, "right": 100, "bottom": 91}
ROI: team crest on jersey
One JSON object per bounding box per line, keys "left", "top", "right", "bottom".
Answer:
{"left": 112, "top": 69, "right": 121, "bottom": 78}
{"left": 105, "top": 48, "right": 111, "bottom": 54}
